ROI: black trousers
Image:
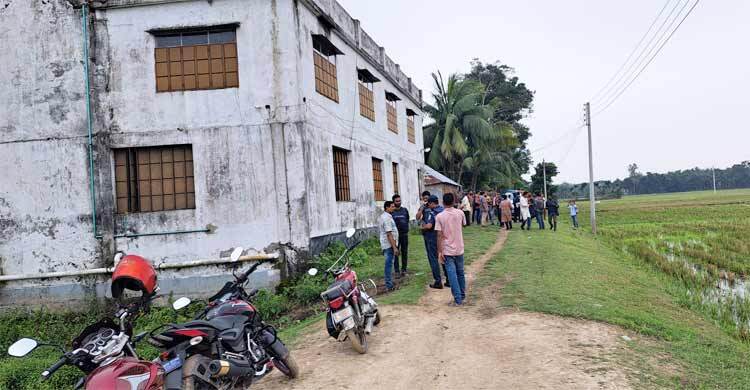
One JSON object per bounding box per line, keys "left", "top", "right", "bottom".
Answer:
{"left": 395, "top": 232, "right": 409, "bottom": 272}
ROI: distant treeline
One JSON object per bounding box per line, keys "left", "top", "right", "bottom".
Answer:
{"left": 558, "top": 161, "right": 750, "bottom": 199}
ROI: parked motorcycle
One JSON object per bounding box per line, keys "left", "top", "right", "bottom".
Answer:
{"left": 148, "top": 247, "right": 298, "bottom": 389}
{"left": 7, "top": 299, "right": 169, "bottom": 390}
{"left": 308, "top": 228, "right": 381, "bottom": 354}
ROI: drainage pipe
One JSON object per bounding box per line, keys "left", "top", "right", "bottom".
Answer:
{"left": 114, "top": 228, "right": 212, "bottom": 239}
{"left": 82, "top": 3, "right": 99, "bottom": 239}
{"left": 0, "top": 253, "right": 278, "bottom": 282}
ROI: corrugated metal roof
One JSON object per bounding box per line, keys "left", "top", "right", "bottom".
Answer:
{"left": 424, "top": 165, "right": 460, "bottom": 187}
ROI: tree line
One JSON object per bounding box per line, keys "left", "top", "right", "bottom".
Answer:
{"left": 556, "top": 161, "right": 750, "bottom": 199}
{"left": 424, "top": 60, "right": 534, "bottom": 190}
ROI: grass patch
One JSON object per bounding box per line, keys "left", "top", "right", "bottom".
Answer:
{"left": 483, "top": 223, "right": 750, "bottom": 388}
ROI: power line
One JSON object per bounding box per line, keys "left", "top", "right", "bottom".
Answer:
{"left": 594, "top": 0, "right": 700, "bottom": 116}
{"left": 529, "top": 124, "right": 585, "bottom": 155}
{"left": 592, "top": 0, "right": 685, "bottom": 108}
{"left": 590, "top": 0, "right": 674, "bottom": 104}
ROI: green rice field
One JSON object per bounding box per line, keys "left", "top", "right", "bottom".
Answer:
{"left": 581, "top": 189, "right": 750, "bottom": 338}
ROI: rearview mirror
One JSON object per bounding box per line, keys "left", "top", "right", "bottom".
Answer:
{"left": 345, "top": 228, "right": 356, "bottom": 238}
{"left": 307, "top": 268, "right": 318, "bottom": 276}
{"left": 8, "top": 338, "right": 38, "bottom": 357}
{"left": 230, "top": 247, "right": 244, "bottom": 262}
{"left": 172, "top": 297, "right": 191, "bottom": 311}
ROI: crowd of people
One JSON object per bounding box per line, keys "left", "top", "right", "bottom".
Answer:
{"left": 378, "top": 190, "right": 580, "bottom": 306}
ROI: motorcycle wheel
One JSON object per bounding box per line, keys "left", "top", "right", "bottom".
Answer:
{"left": 346, "top": 328, "right": 368, "bottom": 354}
{"left": 274, "top": 353, "right": 300, "bottom": 379}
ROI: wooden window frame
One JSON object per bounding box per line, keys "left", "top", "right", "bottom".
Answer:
{"left": 313, "top": 35, "right": 342, "bottom": 103}
{"left": 387, "top": 100, "right": 398, "bottom": 133}
{"left": 407, "top": 114, "right": 416, "bottom": 143}
{"left": 153, "top": 27, "right": 238, "bottom": 93}
{"left": 359, "top": 79, "right": 375, "bottom": 121}
{"left": 386, "top": 92, "right": 401, "bottom": 134}
{"left": 114, "top": 145, "right": 195, "bottom": 214}
{"left": 372, "top": 157, "right": 384, "bottom": 201}
{"left": 333, "top": 147, "right": 351, "bottom": 202}
{"left": 392, "top": 162, "right": 400, "bottom": 195}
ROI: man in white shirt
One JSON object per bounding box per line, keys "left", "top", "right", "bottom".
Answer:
{"left": 379, "top": 201, "right": 400, "bottom": 290}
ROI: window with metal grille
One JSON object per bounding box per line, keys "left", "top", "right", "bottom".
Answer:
{"left": 386, "top": 92, "right": 400, "bottom": 133}
{"left": 407, "top": 110, "right": 416, "bottom": 143}
{"left": 114, "top": 145, "right": 195, "bottom": 213}
{"left": 392, "top": 162, "right": 400, "bottom": 195}
{"left": 313, "top": 35, "right": 342, "bottom": 103}
{"left": 359, "top": 81, "right": 375, "bottom": 121}
{"left": 332, "top": 147, "right": 351, "bottom": 201}
{"left": 372, "top": 158, "right": 384, "bottom": 201}
{"left": 357, "top": 69, "right": 379, "bottom": 121}
{"left": 153, "top": 26, "right": 238, "bottom": 92}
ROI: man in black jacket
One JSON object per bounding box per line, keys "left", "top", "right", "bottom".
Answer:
{"left": 391, "top": 194, "right": 411, "bottom": 277}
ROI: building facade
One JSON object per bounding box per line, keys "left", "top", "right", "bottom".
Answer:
{"left": 0, "top": 0, "right": 424, "bottom": 306}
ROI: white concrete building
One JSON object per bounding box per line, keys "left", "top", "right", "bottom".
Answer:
{"left": 0, "top": 0, "right": 424, "bottom": 306}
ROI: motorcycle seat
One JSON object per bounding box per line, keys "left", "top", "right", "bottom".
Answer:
{"left": 321, "top": 279, "right": 353, "bottom": 301}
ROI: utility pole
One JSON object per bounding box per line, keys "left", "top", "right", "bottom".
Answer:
{"left": 542, "top": 158, "right": 548, "bottom": 200}
{"left": 584, "top": 102, "right": 597, "bottom": 234}
{"left": 712, "top": 167, "right": 717, "bottom": 193}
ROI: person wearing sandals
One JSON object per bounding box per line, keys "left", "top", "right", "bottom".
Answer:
{"left": 435, "top": 193, "right": 467, "bottom": 306}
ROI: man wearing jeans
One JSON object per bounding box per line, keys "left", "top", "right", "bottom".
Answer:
{"left": 435, "top": 193, "right": 467, "bottom": 306}
{"left": 379, "top": 201, "right": 400, "bottom": 291}
{"left": 421, "top": 195, "right": 445, "bottom": 289}
{"left": 390, "top": 194, "right": 410, "bottom": 277}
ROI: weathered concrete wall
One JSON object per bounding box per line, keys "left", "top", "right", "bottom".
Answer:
{"left": 0, "top": 1, "right": 103, "bottom": 287}
{"left": 0, "top": 0, "right": 424, "bottom": 307}
{"left": 293, "top": 1, "right": 425, "bottom": 238}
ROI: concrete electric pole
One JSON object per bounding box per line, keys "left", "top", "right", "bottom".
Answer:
{"left": 712, "top": 167, "right": 717, "bottom": 193}
{"left": 584, "top": 102, "right": 597, "bottom": 234}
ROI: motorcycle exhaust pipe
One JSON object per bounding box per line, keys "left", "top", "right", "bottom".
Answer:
{"left": 208, "top": 359, "right": 253, "bottom": 378}
{"left": 364, "top": 314, "right": 376, "bottom": 334}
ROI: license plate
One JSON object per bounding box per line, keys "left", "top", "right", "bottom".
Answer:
{"left": 331, "top": 306, "right": 353, "bottom": 323}
{"left": 162, "top": 356, "right": 182, "bottom": 374}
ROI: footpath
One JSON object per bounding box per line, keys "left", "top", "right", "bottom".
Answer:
{"left": 260, "top": 230, "right": 631, "bottom": 389}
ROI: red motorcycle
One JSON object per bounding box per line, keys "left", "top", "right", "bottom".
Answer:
{"left": 6, "top": 253, "right": 186, "bottom": 389}
{"left": 308, "top": 229, "right": 380, "bottom": 354}
{"left": 7, "top": 300, "right": 167, "bottom": 390}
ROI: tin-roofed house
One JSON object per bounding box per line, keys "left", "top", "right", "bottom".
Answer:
{"left": 423, "top": 166, "right": 462, "bottom": 201}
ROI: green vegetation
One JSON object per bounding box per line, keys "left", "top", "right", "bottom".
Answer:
{"left": 558, "top": 161, "right": 750, "bottom": 199}
{"left": 0, "top": 226, "right": 499, "bottom": 389}
{"left": 424, "top": 60, "right": 534, "bottom": 190}
{"left": 482, "top": 189, "right": 750, "bottom": 387}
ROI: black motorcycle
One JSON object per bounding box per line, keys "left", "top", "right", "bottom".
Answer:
{"left": 148, "top": 248, "right": 298, "bottom": 389}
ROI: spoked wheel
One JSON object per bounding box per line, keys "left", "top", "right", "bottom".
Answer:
{"left": 274, "top": 353, "right": 300, "bottom": 379}
{"left": 346, "top": 328, "right": 368, "bottom": 354}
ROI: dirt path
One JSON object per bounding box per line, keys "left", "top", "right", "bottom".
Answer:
{"left": 260, "top": 230, "right": 632, "bottom": 389}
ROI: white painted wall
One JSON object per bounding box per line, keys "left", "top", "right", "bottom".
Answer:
{"left": 0, "top": 0, "right": 424, "bottom": 305}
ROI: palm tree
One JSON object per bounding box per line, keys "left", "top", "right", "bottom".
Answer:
{"left": 423, "top": 72, "right": 494, "bottom": 183}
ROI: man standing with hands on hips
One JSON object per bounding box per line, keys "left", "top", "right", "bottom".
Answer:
{"left": 435, "top": 193, "right": 467, "bottom": 306}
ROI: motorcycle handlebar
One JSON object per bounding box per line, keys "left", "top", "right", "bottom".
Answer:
{"left": 237, "top": 258, "right": 273, "bottom": 283}
{"left": 41, "top": 356, "right": 68, "bottom": 380}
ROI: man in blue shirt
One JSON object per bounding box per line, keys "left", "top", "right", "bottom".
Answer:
{"left": 391, "top": 194, "right": 411, "bottom": 277}
{"left": 421, "top": 195, "right": 446, "bottom": 289}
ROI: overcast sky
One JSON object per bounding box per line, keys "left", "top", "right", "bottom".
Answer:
{"left": 338, "top": 0, "right": 749, "bottom": 183}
